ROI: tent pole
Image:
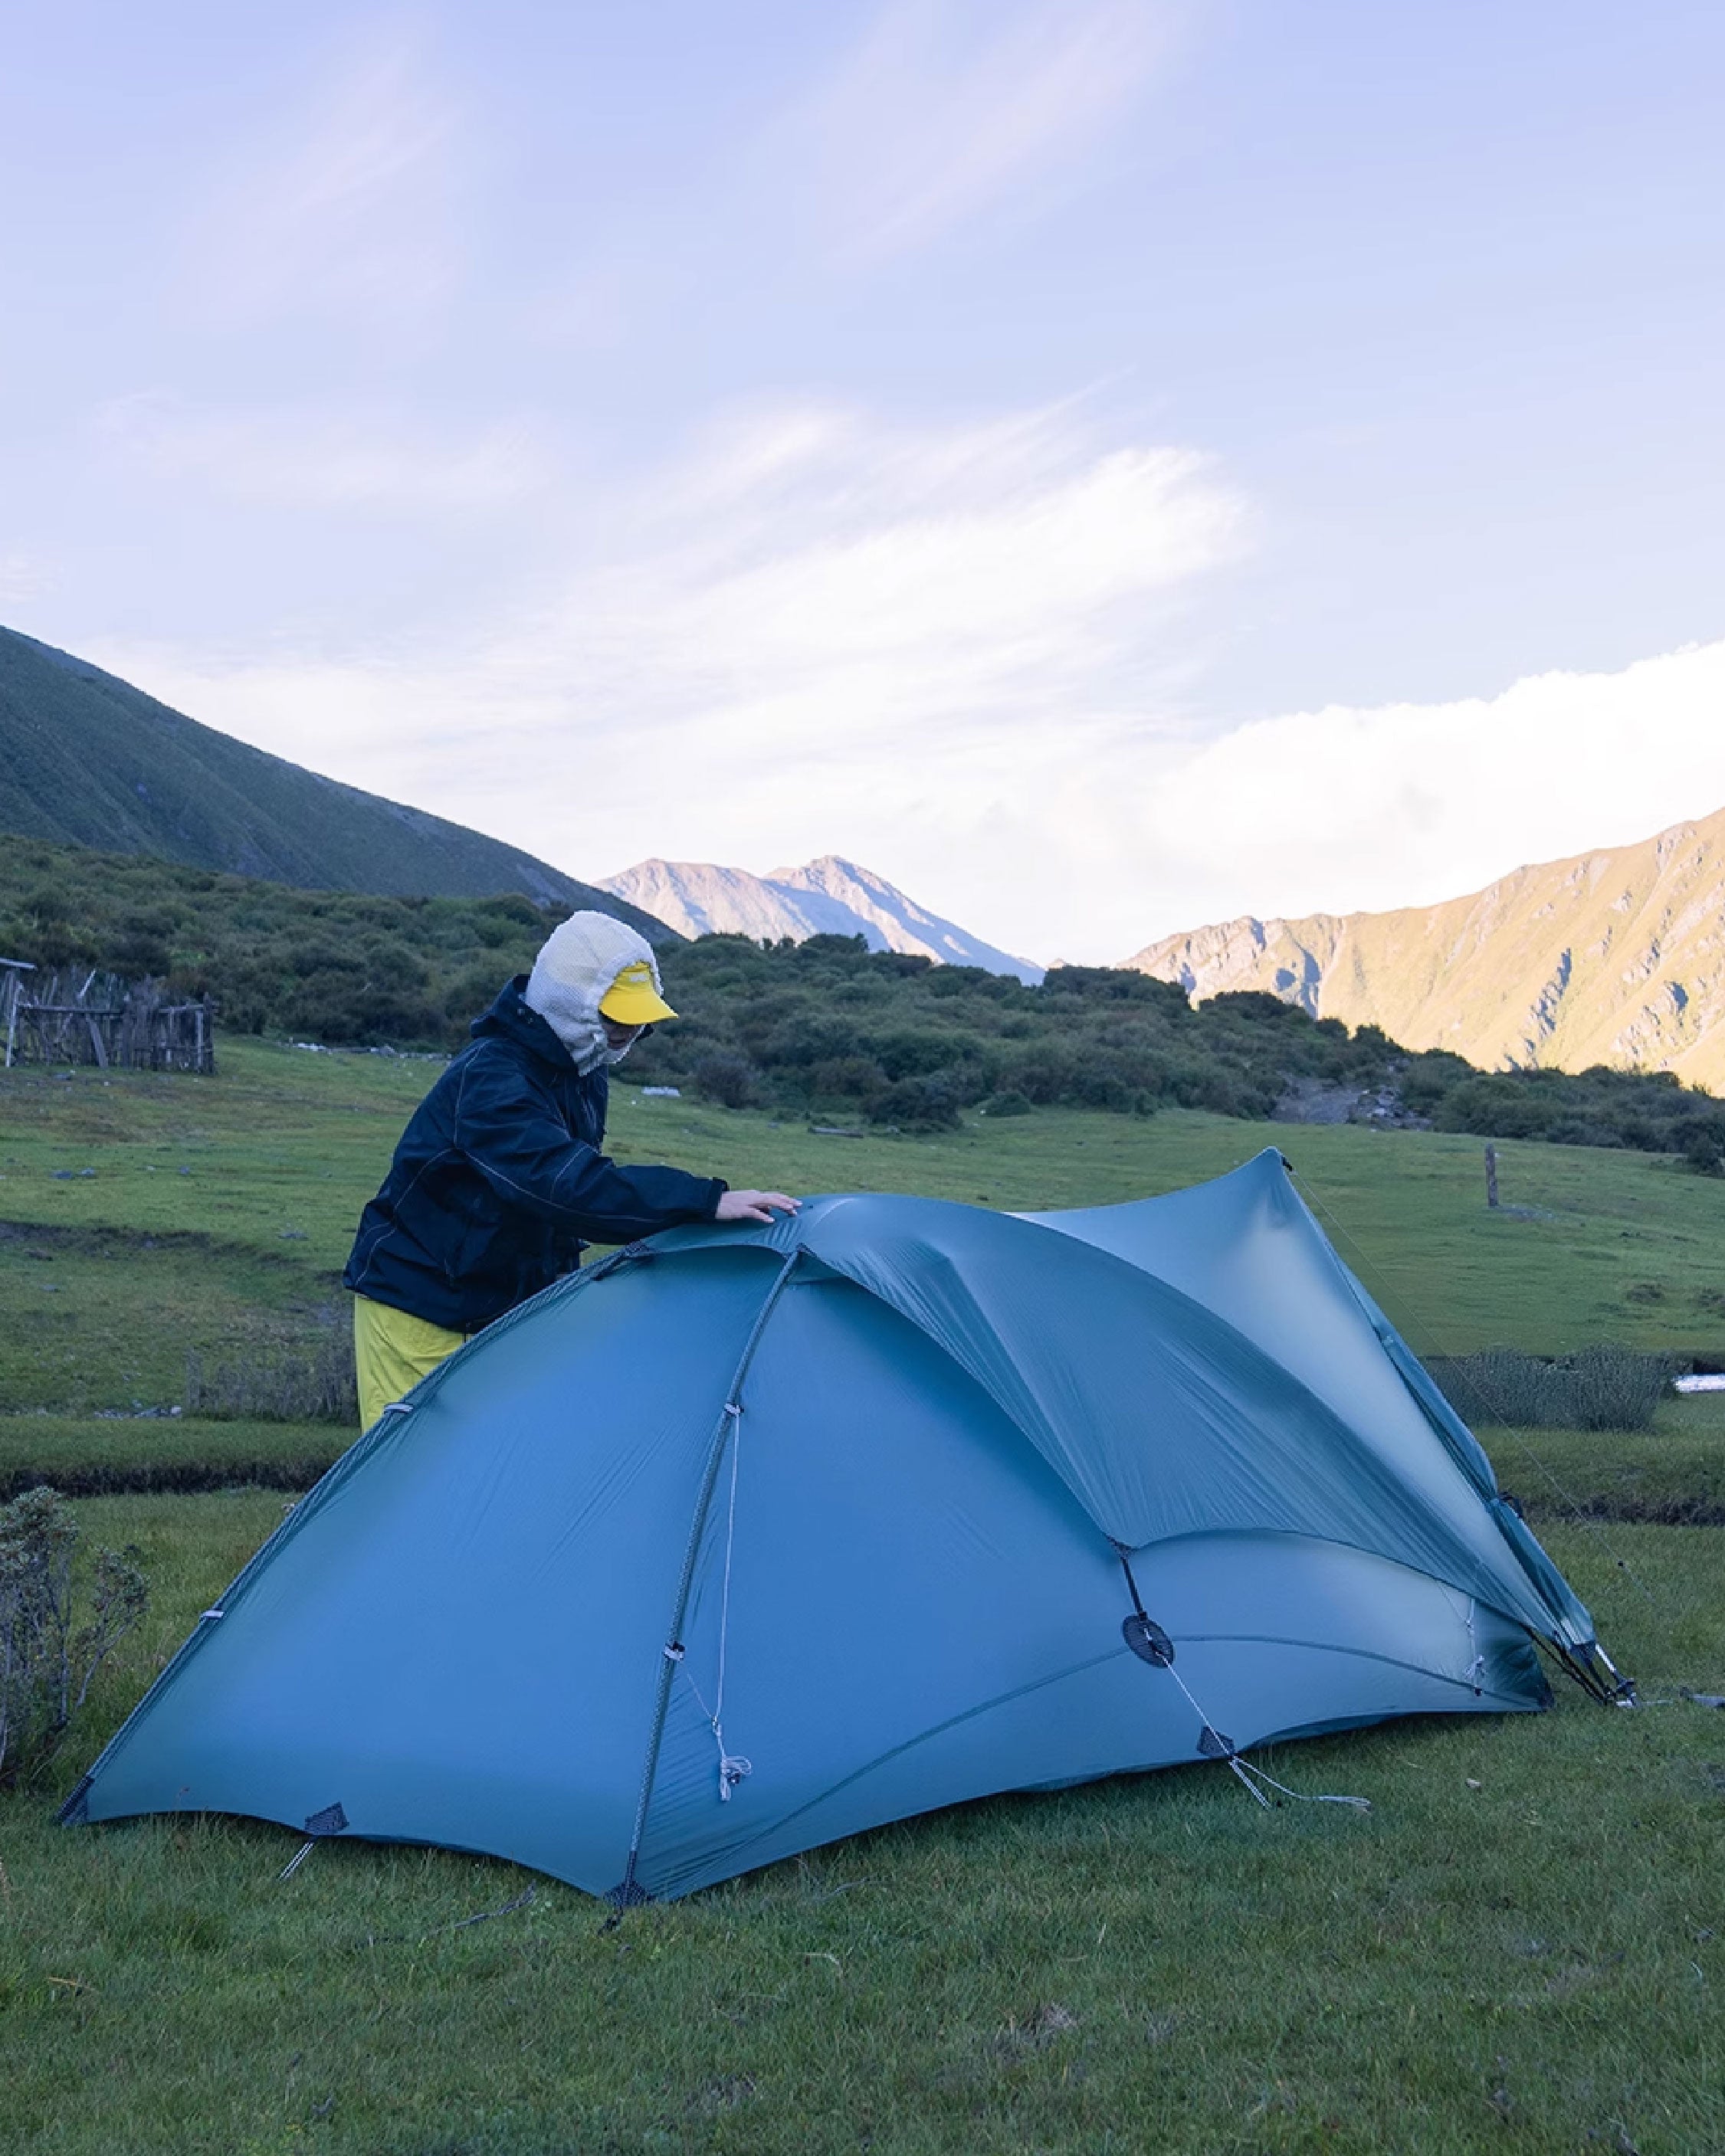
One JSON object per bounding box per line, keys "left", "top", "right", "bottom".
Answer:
{"left": 610, "top": 1249, "right": 802, "bottom": 1912}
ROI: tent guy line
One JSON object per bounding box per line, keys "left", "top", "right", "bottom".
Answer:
{"left": 1113, "top": 1539, "right": 1371, "bottom": 1812}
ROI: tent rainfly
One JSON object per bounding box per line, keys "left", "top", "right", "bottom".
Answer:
{"left": 64, "top": 1152, "right": 1626, "bottom": 1902}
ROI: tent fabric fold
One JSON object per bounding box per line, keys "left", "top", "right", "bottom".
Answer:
{"left": 70, "top": 1148, "right": 1597, "bottom": 1899}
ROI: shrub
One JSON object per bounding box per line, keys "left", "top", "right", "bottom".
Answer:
{"left": 9, "top": 832, "right": 1725, "bottom": 1164}
{"left": 1434, "top": 1078, "right": 1564, "bottom": 1140}
{"left": 870, "top": 1073, "right": 963, "bottom": 1131}
{"left": 874, "top": 1028, "right": 967, "bottom": 1082}
{"left": 0, "top": 1486, "right": 148, "bottom": 1785}
{"left": 1427, "top": 1345, "right": 1676, "bottom": 1432}
{"left": 1679, "top": 1118, "right": 1725, "bottom": 1176}
{"left": 805, "top": 1054, "right": 890, "bottom": 1108}
{"left": 690, "top": 1050, "right": 763, "bottom": 1110}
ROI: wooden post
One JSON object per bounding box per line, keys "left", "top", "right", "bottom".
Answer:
{"left": 1484, "top": 1145, "right": 1499, "bottom": 1209}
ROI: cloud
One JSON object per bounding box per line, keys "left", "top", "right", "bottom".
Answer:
{"left": 101, "top": 391, "right": 1725, "bottom": 976}
{"left": 1108, "top": 641, "right": 1725, "bottom": 952}
{"left": 87, "top": 396, "right": 1243, "bottom": 945}
{"left": 92, "top": 395, "right": 546, "bottom": 514}
{"left": 180, "top": 29, "right": 461, "bottom": 327}
{"left": 0, "top": 552, "right": 52, "bottom": 608}
{"left": 546, "top": 402, "right": 1241, "bottom": 739}
{"left": 788, "top": 0, "right": 1173, "bottom": 259}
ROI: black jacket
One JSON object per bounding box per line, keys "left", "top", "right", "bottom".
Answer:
{"left": 343, "top": 977, "right": 725, "bottom": 1332}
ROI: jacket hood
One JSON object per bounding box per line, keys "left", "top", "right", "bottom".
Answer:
{"left": 523, "top": 910, "right": 664, "bottom": 1074}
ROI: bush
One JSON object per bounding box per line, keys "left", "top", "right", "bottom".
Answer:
{"left": 870, "top": 1073, "right": 964, "bottom": 1131}
{"left": 9, "top": 832, "right": 1725, "bottom": 1163}
{"left": 690, "top": 1050, "right": 764, "bottom": 1110}
{"left": 1427, "top": 1346, "right": 1677, "bottom": 1432}
{"left": 978, "top": 1089, "right": 1033, "bottom": 1118}
{"left": 0, "top": 1486, "right": 148, "bottom": 1785}
{"left": 1678, "top": 1118, "right": 1725, "bottom": 1176}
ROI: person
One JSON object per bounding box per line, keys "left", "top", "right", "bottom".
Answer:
{"left": 343, "top": 909, "right": 797, "bottom": 1429}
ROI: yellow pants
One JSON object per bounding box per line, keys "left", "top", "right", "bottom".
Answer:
{"left": 353, "top": 1295, "right": 469, "bottom": 1431}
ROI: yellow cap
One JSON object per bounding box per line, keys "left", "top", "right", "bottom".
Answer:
{"left": 599, "top": 958, "right": 677, "bottom": 1026}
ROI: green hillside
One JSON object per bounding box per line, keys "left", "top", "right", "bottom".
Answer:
{"left": 8, "top": 837, "right": 1725, "bottom": 1170}
{"left": 0, "top": 625, "right": 651, "bottom": 917}
{"left": 0, "top": 836, "right": 642, "bottom": 1045}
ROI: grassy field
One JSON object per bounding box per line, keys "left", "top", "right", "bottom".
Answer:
{"left": 2, "top": 1501, "right": 1720, "bottom": 2155}
{"left": 3, "top": 1040, "right": 1724, "bottom": 2152}
{"left": 5, "top": 1038, "right": 1725, "bottom": 1403}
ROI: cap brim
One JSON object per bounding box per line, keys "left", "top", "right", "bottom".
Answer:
{"left": 599, "top": 980, "right": 677, "bottom": 1024}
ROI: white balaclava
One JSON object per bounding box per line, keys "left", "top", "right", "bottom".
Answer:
{"left": 523, "top": 912, "right": 664, "bottom": 1073}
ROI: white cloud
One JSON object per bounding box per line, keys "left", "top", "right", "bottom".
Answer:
{"left": 92, "top": 394, "right": 546, "bottom": 513}
{"left": 91, "top": 385, "right": 1725, "bottom": 975}
{"left": 180, "top": 30, "right": 461, "bottom": 326}
{"left": 1109, "top": 641, "right": 1725, "bottom": 951}
{"left": 87, "top": 398, "right": 1242, "bottom": 951}
{"left": 0, "top": 552, "right": 52, "bottom": 608}
{"left": 789, "top": 0, "right": 1173, "bottom": 258}
{"left": 547, "top": 403, "right": 1239, "bottom": 733}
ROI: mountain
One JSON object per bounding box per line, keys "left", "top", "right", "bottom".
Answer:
{"left": 600, "top": 854, "right": 1045, "bottom": 983}
{"left": 0, "top": 626, "right": 671, "bottom": 939}
{"left": 1125, "top": 808, "right": 1725, "bottom": 1091}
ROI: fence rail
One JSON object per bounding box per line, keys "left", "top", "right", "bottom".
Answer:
{"left": 1, "top": 965, "right": 215, "bottom": 1074}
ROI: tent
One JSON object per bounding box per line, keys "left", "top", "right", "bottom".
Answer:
{"left": 64, "top": 1150, "right": 1622, "bottom": 1902}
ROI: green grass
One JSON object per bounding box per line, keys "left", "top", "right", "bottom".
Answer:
{"left": 5, "top": 1037, "right": 1725, "bottom": 1388}
{"left": 5, "top": 1037, "right": 1725, "bottom": 2151}
{"left": 1482, "top": 1391, "right": 1725, "bottom": 1525}
{"left": 0, "top": 1417, "right": 339, "bottom": 1500}
{"left": 0, "top": 1497, "right": 1718, "bottom": 2155}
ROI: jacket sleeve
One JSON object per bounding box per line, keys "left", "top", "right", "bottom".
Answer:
{"left": 453, "top": 1049, "right": 726, "bottom": 1242}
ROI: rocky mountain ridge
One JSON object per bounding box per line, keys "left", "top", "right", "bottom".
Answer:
{"left": 600, "top": 854, "right": 1045, "bottom": 983}
{"left": 1126, "top": 807, "right": 1725, "bottom": 1092}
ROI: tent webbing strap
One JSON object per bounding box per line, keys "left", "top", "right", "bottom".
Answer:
{"left": 610, "top": 1250, "right": 802, "bottom": 1911}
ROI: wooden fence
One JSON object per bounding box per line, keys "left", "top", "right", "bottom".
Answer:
{"left": 1, "top": 963, "right": 216, "bottom": 1074}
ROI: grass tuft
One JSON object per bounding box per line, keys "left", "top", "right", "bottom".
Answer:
{"left": 1429, "top": 1345, "right": 1677, "bottom": 1431}
{"left": 183, "top": 1316, "right": 356, "bottom": 1424}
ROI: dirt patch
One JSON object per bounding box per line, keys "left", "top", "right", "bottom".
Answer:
{"left": 1272, "top": 1080, "right": 1363, "bottom": 1126}
{"left": 1271, "top": 1078, "right": 1432, "bottom": 1129}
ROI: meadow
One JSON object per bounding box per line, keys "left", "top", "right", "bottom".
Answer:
{"left": 2, "top": 1040, "right": 1723, "bottom": 2154}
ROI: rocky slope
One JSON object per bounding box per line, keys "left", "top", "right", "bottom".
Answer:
{"left": 600, "top": 855, "right": 1045, "bottom": 982}
{"left": 1126, "top": 808, "right": 1725, "bottom": 1090}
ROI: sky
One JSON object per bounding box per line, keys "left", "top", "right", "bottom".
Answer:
{"left": 4, "top": 1, "right": 1724, "bottom": 963}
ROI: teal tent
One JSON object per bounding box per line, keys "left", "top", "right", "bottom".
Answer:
{"left": 65, "top": 1151, "right": 1622, "bottom": 1901}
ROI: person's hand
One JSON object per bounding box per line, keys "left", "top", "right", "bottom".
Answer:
{"left": 715, "top": 1189, "right": 801, "bottom": 1224}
